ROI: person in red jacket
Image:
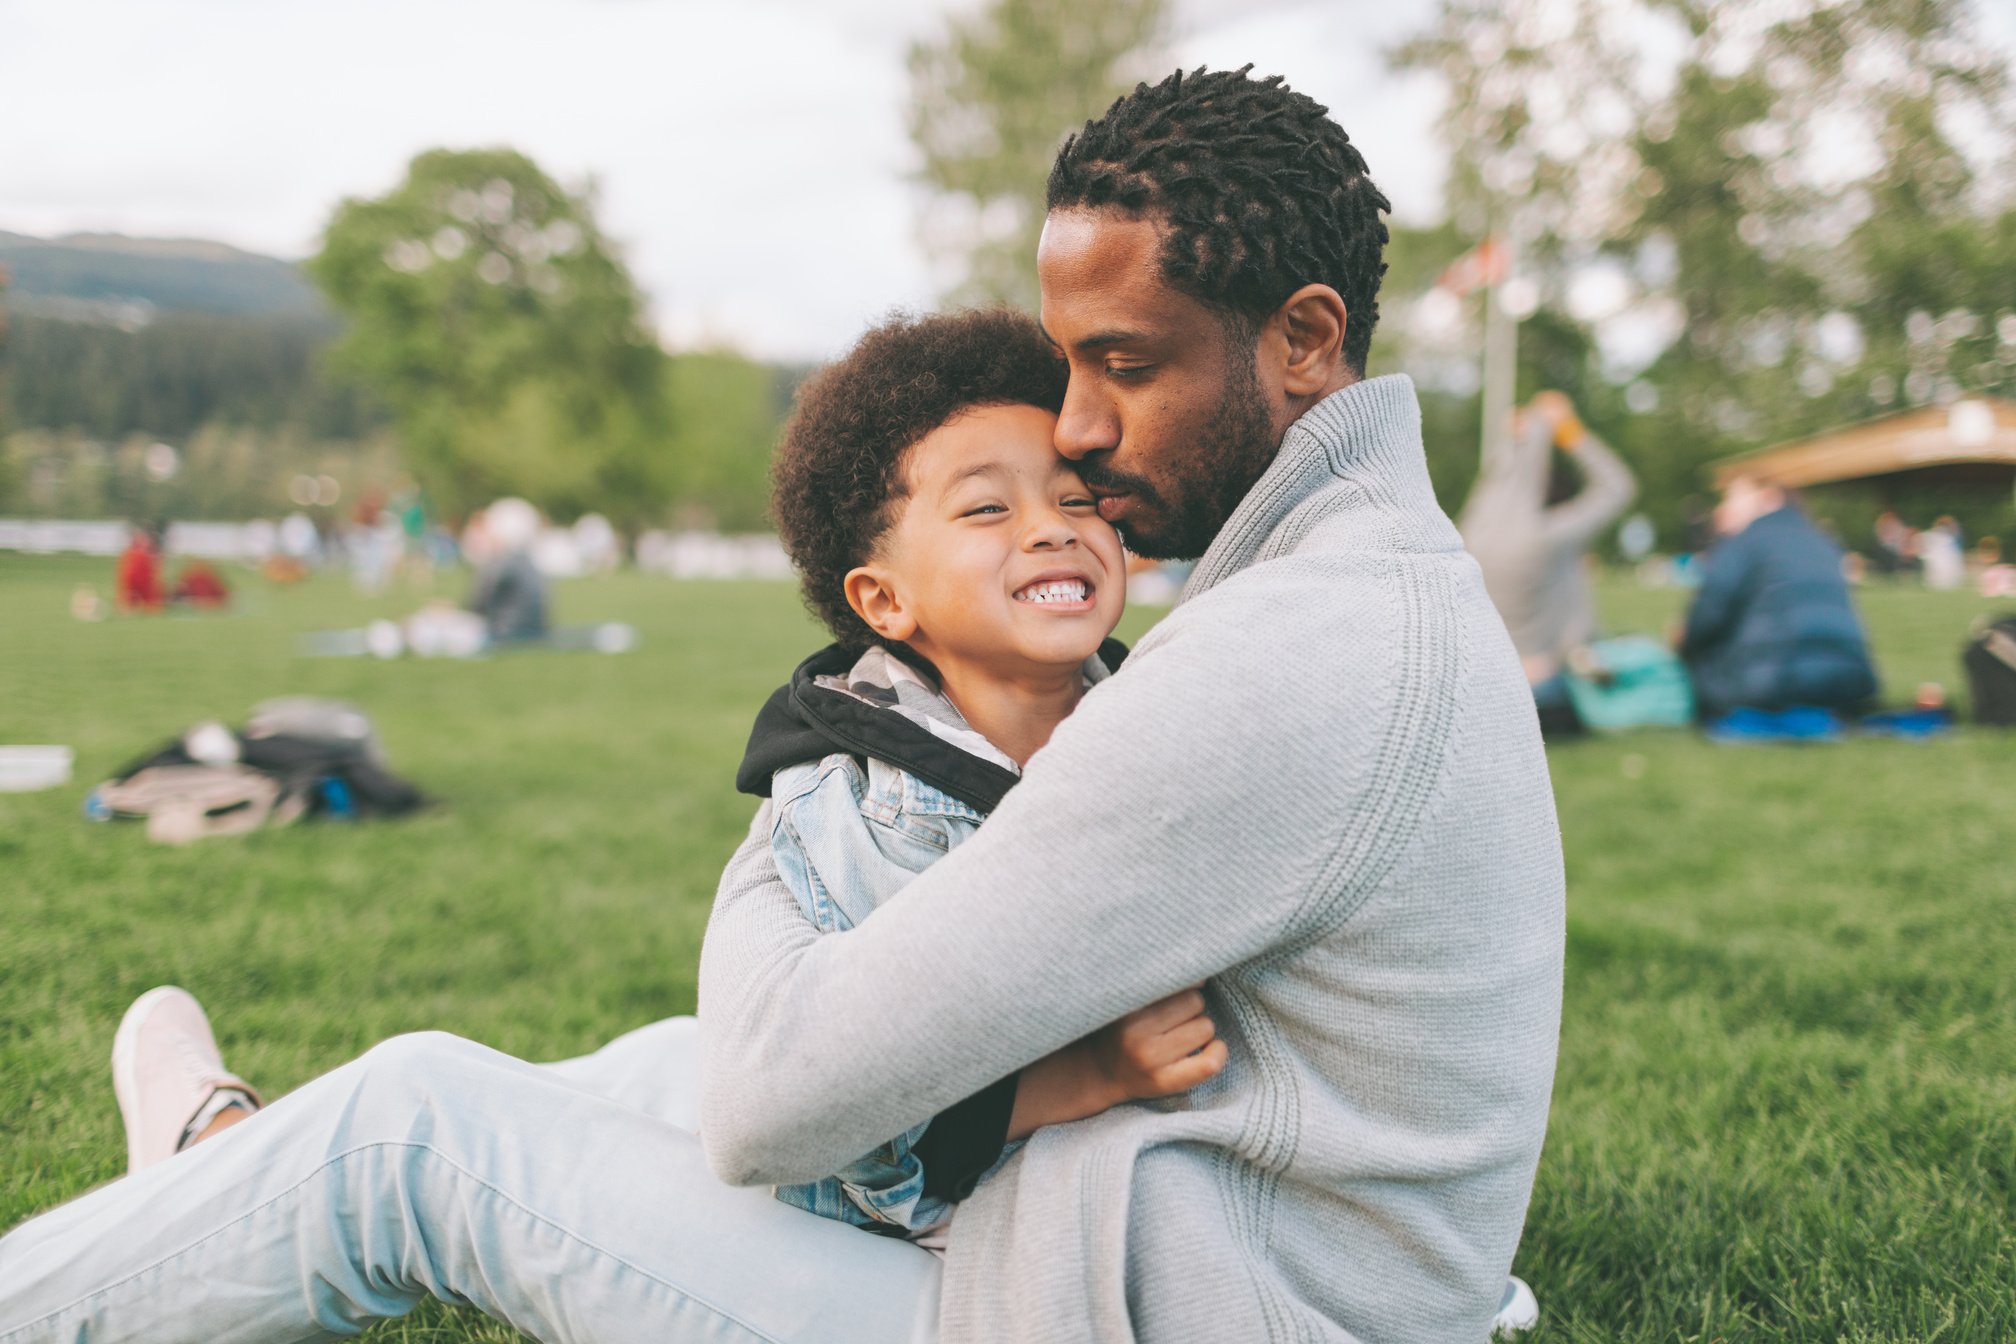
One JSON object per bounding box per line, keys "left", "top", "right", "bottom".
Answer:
{"left": 114, "top": 525, "right": 165, "bottom": 613}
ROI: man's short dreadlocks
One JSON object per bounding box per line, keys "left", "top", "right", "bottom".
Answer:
{"left": 1047, "top": 66, "right": 1391, "bottom": 375}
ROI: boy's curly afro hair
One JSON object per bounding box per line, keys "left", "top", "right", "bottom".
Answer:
{"left": 771, "top": 307, "right": 1068, "bottom": 650}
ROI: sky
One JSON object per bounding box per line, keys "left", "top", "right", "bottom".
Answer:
{"left": 0, "top": 0, "right": 1443, "bottom": 361}
{"left": 4, "top": 0, "right": 2011, "bottom": 363}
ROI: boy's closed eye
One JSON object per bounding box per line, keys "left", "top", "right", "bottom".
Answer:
{"left": 958, "top": 493, "right": 1097, "bottom": 520}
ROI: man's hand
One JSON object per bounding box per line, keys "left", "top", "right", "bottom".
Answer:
{"left": 1007, "top": 987, "right": 1228, "bottom": 1140}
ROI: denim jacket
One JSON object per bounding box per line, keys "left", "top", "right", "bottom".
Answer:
{"left": 766, "top": 750, "right": 991, "bottom": 1231}
{"left": 740, "top": 642, "right": 1122, "bottom": 1236}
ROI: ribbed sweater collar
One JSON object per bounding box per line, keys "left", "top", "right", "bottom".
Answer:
{"left": 1181, "top": 373, "right": 1431, "bottom": 603}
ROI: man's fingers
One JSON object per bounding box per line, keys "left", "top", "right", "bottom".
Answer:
{"left": 1144, "top": 1039, "right": 1229, "bottom": 1095}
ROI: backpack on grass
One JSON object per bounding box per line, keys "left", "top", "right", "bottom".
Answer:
{"left": 89, "top": 698, "right": 426, "bottom": 844}
{"left": 1963, "top": 614, "right": 2016, "bottom": 727}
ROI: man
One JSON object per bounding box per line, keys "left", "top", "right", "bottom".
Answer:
{"left": 701, "top": 67, "right": 1561, "bottom": 1340}
{"left": 0, "top": 69, "right": 1561, "bottom": 1343}
{"left": 1680, "top": 474, "right": 1878, "bottom": 718}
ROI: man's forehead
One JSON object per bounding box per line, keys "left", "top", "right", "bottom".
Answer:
{"left": 1037, "top": 208, "right": 1201, "bottom": 346}
{"left": 1039, "top": 207, "right": 1163, "bottom": 259}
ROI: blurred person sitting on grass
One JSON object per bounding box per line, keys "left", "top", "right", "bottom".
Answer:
{"left": 0, "top": 67, "right": 1560, "bottom": 1344}
{"left": 465, "top": 497, "right": 551, "bottom": 644}
{"left": 1677, "top": 473, "right": 1879, "bottom": 720}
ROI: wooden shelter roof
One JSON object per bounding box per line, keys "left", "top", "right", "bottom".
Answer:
{"left": 1712, "top": 398, "right": 2016, "bottom": 489}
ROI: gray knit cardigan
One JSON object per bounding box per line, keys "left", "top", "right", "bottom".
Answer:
{"left": 699, "top": 375, "right": 1565, "bottom": 1343}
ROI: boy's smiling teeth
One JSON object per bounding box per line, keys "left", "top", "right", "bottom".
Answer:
{"left": 1014, "top": 578, "right": 1089, "bottom": 604}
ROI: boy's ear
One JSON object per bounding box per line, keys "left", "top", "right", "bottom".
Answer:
{"left": 843, "top": 565, "right": 919, "bottom": 644}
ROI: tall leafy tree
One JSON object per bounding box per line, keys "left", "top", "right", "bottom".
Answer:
{"left": 1391, "top": 0, "right": 2016, "bottom": 544}
{"left": 908, "top": 0, "right": 1169, "bottom": 309}
{"left": 1393, "top": 0, "right": 1653, "bottom": 261}
{"left": 309, "top": 148, "right": 672, "bottom": 523}
{"left": 0, "top": 265, "right": 14, "bottom": 510}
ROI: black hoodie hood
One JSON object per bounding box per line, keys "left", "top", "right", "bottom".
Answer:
{"left": 736, "top": 639, "right": 1129, "bottom": 814}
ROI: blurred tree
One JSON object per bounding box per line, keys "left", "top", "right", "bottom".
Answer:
{"left": 309, "top": 148, "right": 673, "bottom": 525}
{"left": 1393, "top": 0, "right": 1652, "bottom": 264}
{"left": 1391, "top": 0, "right": 2016, "bottom": 546}
{"left": 0, "top": 264, "right": 15, "bottom": 511}
{"left": 6, "top": 313, "right": 385, "bottom": 442}
{"left": 909, "top": 0, "right": 1170, "bottom": 309}
{"left": 660, "top": 351, "right": 785, "bottom": 532}
{"left": 2, "top": 424, "right": 403, "bottom": 522}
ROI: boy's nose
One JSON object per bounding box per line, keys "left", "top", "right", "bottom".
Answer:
{"left": 1024, "top": 518, "right": 1079, "bottom": 550}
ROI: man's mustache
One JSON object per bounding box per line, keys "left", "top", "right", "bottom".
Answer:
{"left": 1076, "top": 457, "right": 1160, "bottom": 503}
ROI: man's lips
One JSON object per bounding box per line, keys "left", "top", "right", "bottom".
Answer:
{"left": 1094, "top": 493, "right": 1132, "bottom": 522}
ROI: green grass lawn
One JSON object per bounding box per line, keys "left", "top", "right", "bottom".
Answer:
{"left": 2, "top": 554, "right": 2012, "bottom": 1342}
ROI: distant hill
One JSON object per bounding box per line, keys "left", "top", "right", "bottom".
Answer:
{"left": 0, "top": 230, "right": 323, "bottom": 323}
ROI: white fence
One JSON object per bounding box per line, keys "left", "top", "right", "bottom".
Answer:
{"left": 633, "top": 531, "right": 794, "bottom": 580}
{"left": 2, "top": 518, "right": 796, "bottom": 580}
{"left": 0, "top": 518, "right": 279, "bottom": 560}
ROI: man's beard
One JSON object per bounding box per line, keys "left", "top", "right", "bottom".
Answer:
{"left": 1080, "top": 354, "right": 1278, "bottom": 562}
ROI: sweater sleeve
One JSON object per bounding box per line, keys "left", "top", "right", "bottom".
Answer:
{"left": 698, "top": 580, "right": 1436, "bottom": 1185}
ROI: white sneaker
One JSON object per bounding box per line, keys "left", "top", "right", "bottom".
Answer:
{"left": 110, "top": 986, "right": 261, "bottom": 1174}
{"left": 1491, "top": 1275, "right": 1540, "bottom": 1337}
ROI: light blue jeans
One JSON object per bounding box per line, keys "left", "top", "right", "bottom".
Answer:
{"left": 0, "top": 1018, "right": 941, "bottom": 1343}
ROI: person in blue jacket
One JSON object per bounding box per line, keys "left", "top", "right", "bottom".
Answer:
{"left": 1678, "top": 474, "right": 1878, "bottom": 717}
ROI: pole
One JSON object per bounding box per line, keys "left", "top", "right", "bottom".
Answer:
{"left": 1480, "top": 231, "right": 1520, "bottom": 476}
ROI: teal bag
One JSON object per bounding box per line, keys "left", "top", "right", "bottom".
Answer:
{"left": 1564, "top": 636, "right": 1696, "bottom": 732}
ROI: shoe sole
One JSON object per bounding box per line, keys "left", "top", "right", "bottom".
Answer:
{"left": 110, "top": 985, "right": 193, "bottom": 1175}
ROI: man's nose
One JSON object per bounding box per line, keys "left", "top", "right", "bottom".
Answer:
{"left": 1054, "top": 382, "right": 1119, "bottom": 460}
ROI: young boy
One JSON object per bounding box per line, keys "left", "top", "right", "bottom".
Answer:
{"left": 741, "top": 308, "right": 1228, "bottom": 1242}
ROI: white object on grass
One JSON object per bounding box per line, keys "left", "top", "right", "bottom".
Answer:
{"left": 593, "top": 621, "right": 638, "bottom": 654}
{"left": 182, "top": 722, "right": 240, "bottom": 766}
{"left": 365, "top": 619, "right": 405, "bottom": 660}
{"left": 0, "top": 745, "right": 74, "bottom": 792}
{"left": 1492, "top": 1275, "right": 1540, "bottom": 1337}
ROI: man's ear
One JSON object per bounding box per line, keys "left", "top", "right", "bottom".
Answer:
{"left": 1269, "top": 284, "right": 1350, "bottom": 397}
{"left": 844, "top": 566, "right": 919, "bottom": 644}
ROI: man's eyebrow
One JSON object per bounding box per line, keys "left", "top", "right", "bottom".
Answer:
{"left": 1036, "top": 322, "right": 1149, "bottom": 354}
